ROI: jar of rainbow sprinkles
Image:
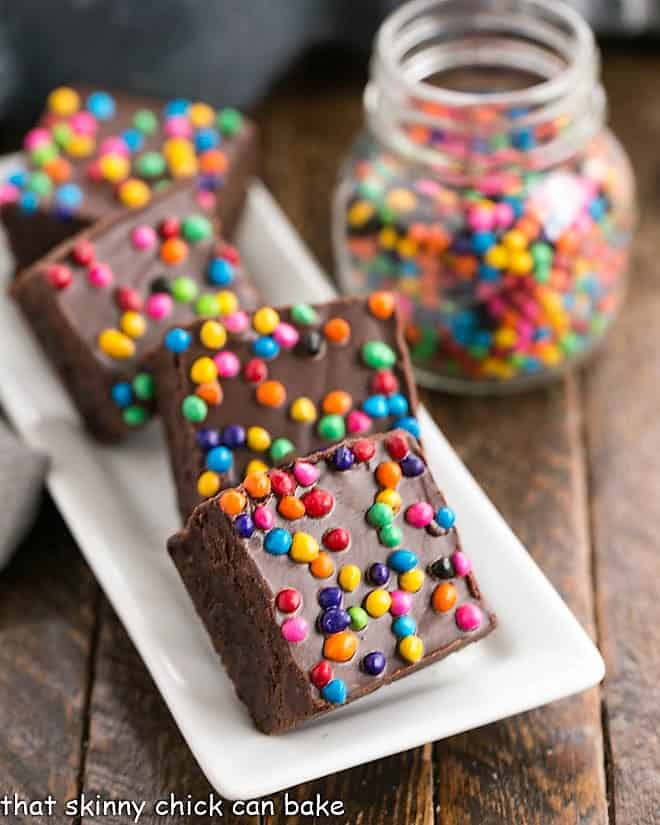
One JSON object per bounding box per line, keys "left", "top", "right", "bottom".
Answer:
{"left": 334, "top": 0, "right": 635, "bottom": 392}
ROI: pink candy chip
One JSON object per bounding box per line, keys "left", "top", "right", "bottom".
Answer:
{"left": 87, "top": 263, "right": 112, "bottom": 288}
{"left": 281, "top": 616, "right": 308, "bottom": 643}
{"left": 455, "top": 603, "right": 482, "bottom": 632}
{"left": 145, "top": 292, "right": 173, "bottom": 320}
{"left": 0, "top": 184, "right": 19, "bottom": 205}
{"left": 293, "top": 461, "right": 319, "bottom": 487}
{"left": 405, "top": 501, "right": 434, "bottom": 528}
{"left": 451, "top": 551, "right": 472, "bottom": 577}
{"left": 24, "top": 128, "right": 50, "bottom": 151}
{"left": 389, "top": 590, "right": 413, "bottom": 617}
{"left": 224, "top": 310, "right": 249, "bottom": 334}
{"left": 100, "top": 136, "right": 129, "bottom": 156}
{"left": 164, "top": 116, "right": 193, "bottom": 138}
{"left": 70, "top": 111, "right": 98, "bottom": 136}
{"left": 273, "top": 322, "right": 299, "bottom": 349}
{"left": 346, "top": 409, "right": 372, "bottom": 434}
{"left": 214, "top": 351, "right": 240, "bottom": 378}
{"left": 131, "top": 225, "right": 157, "bottom": 250}
{"left": 254, "top": 506, "right": 274, "bottom": 531}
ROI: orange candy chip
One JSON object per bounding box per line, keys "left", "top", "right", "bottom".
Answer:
{"left": 368, "top": 291, "right": 396, "bottom": 320}
{"left": 323, "top": 630, "right": 358, "bottom": 662}
{"left": 219, "top": 489, "right": 246, "bottom": 516}
{"left": 278, "top": 495, "right": 306, "bottom": 521}
{"left": 322, "top": 390, "right": 352, "bottom": 416}
{"left": 256, "top": 380, "right": 286, "bottom": 407}
{"left": 310, "top": 551, "right": 335, "bottom": 579}
{"left": 199, "top": 149, "right": 228, "bottom": 175}
{"left": 160, "top": 237, "right": 188, "bottom": 264}
{"left": 375, "top": 460, "right": 402, "bottom": 489}
{"left": 196, "top": 381, "right": 223, "bottom": 406}
{"left": 432, "top": 582, "right": 458, "bottom": 613}
{"left": 243, "top": 472, "right": 271, "bottom": 499}
{"left": 323, "top": 317, "right": 351, "bottom": 345}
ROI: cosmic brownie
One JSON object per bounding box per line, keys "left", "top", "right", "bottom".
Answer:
{"left": 168, "top": 430, "right": 496, "bottom": 733}
{"left": 150, "top": 292, "right": 420, "bottom": 518}
{"left": 1, "top": 85, "right": 257, "bottom": 270}
{"left": 11, "top": 181, "right": 259, "bottom": 442}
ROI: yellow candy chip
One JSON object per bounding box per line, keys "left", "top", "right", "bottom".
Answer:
{"left": 502, "top": 229, "right": 528, "bottom": 251}
{"left": 386, "top": 187, "right": 416, "bottom": 211}
{"left": 509, "top": 250, "right": 533, "bottom": 275}
{"left": 200, "top": 320, "right": 227, "bottom": 350}
{"left": 118, "top": 179, "right": 150, "bottom": 208}
{"left": 379, "top": 227, "right": 398, "bottom": 249}
{"left": 120, "top": 311, "right": 146, "bottom": 339}
{"left": 48, "top": 86, "right": 80, "bottom": 116}
{"left": 290, "top": 397, "right": 317, "bottom": 423}
{"left": 163, "top": 137, "right": 195, "bottom": 160}
{"left": 217, "top": 290, "right": 238, "bottom": 316}
{"left": 338, "top": 564, "right": 361, "bottom": 592}
{"left": 493, "top": 327, "right": 517, "bottom": 349}
{"left": 197, "top": 471, "right": 220, "bottom": 498}
{"left": 66, "top": 134, "right": 95, "bottom": 159}
{"left": 189, "top": 102, "right": 215, "bottom": 128}
{"left": 169, "top": 156, "right": 198, "bottom": 178}
{"left": 364, "top": 589, "right": 392, "bottom": 618}
{"left": 399, "top": 568, "right": 425, "bottom": 593}
{"left": 485, "top": 245, "right": 509, "bottom": 270}
{"left": 98, "top": 329, "right": 135, "bottom": 360}
{"left": 399, "top": 635, "right": 424, "bottom": 663}
{"left": 347, "top": 200, "right": 374, "bottom": 227}
{"left": 246, "top": 459, "right": 269, "bottom": 476}
{"left": 247, "top": 426, "right": 271, "bottom": 452}
{"left": 375, "top": 488, "right": 401, "bottom": 515}
{"left": 99, "top": 153, "right": 130, "bottom": 182}
{"left": 397, "top": 238, "right": 417, "bottom": 258}
{"left": 252, "top": 306, "right": 280, "bottom": 335}
{"left": 290, "top": 532, "right": 319, "bottom": 564}
{"left": 190, "top": 356, "right": 217, "bottom": 385}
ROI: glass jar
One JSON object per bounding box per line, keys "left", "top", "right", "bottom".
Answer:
{"left": 334, "top": 0, "right": 635, "bottom": 392}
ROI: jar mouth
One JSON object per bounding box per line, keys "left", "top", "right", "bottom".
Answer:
{"left": 368, "top": 0, "right": 604, "bottom": 177}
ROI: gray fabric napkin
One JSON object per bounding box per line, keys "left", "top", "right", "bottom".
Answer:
{"left": 0, "top": 418, "right": 47, "bottom": 569}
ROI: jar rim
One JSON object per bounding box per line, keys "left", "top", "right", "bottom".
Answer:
{"left": 375, "top": 0, "right": 597, "bottom": 109}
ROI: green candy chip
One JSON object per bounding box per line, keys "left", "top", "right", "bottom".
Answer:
{"left": 270, "top": 438, "right": 295, "bottom": 463}
{"left": 367, "top": 502, "right": 394, "bottom": 528}
{"left": 317, "top": 414, "right": 345, "bottom": 441}
{"left": 195, "top": 293, "right": 220, "bottom": 317}
{"left": 28, "top": 171, "right": 53, "bottom": 196}
{"left": 290, "top": 303, "right": 318, "bottom": 326}
{"left": 133, "top": 109, "right": 158, "bottom": 135}
{"left": 378, "top": 523, "right": 403, "bottom": 548}
{"left": 123, "top": 405, "right": 148, "bottom": 427}
{"left": 182, "top": 214, "right": 213, "bottom": 243}
{"left": 182, "top": 395, "right": 207, "bottom": 422}
{"left": 217, "top": 107, "right": 243, "bottom": 136}
{"left": 362, "top": 340, "right": 396, "bottom": 370}
{"left": 348, "top": 607, "right": 368, "bottom": 631}
{"left": 132, "top": 372, "right": 155, "bottom": 401}
{"left": 171, "top": 276, "right": 198, "bottom": 303}
{"left": 135, "top": 151, "right": 166, "bottom": 179}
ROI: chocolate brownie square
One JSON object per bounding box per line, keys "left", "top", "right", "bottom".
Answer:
{"left": 1, "top": 85, "right": 257, "bottom": 270}
{"left": 168, "top": 430, "right": 496, "bottom": 734}
{"left": 11, "top": 181, "right": 260, "bottom": 442}
{"left": 150, "top": 292, "right": 421, "bottom": 518}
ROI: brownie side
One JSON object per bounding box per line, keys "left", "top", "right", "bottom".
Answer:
{"left": 1, "top": 204, "right": 90, "bottom": 274}
{"left": 167, "top": 431, "right": 496, "bottom": 734}
{"left": 168, "top": 502, "right": 320, "bottom": 734}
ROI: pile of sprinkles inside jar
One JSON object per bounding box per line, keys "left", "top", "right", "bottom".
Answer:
{"left": 341, "top": 102, "right": 633, "bottom": 388}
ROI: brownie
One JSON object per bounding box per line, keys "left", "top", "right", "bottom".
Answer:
{"left": 0, "top": 84, "right": 257, "bottom": 270}
{"left": 150, "top": 292, "right": 421, "bottom": 518}
{"left": 168, "top": 430, "right": 496, "bottom": 734}
{"left": 11, "top": 181, "right": 260, "bottom": 442}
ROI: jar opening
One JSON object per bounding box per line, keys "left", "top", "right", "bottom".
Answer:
{"left": 368, "top": 0, "right": 604, "bottom": 181}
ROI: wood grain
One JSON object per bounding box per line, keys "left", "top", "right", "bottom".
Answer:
{"left": 0, "top": 496, "right": 98, "bottom": 823}
{"left": 427, "top": 380, "right": 607, "bottom": 824}
{"left": 79, "top": 601, "right": 257, "bottom": 825}
{"left": 582, "top": 54, "right": 660, "bottom": 825}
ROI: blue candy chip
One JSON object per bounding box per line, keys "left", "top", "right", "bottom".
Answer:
{"left": 387, "top": 549, "right": 418, "bottom": 573}
{"left": 87, "top": 91, "right": 116, "bottom": 120}
{"left": 394, "top": 415, "right": 420, "bottom": 438}
{"left": 19, "top": 191, "right": 39, "bottom": 213}
{"left": 436, "top": 506, "right": 456, "bottom": 529}
{"left": 111, "top": 382, "right": 133, "bottom": 408}
{"left": 207, "top": 446, "right": 233, "bottom": 473}
{"left": 321, "top": 679, "right": 347, "bottom": 704}
{"left": 387, "top": 393, "right": 409, "bottom": 417}
{"left": 8, "top": 170, "right": 27, "bottom": 188}
{"left": 362, "top": 394, "right": 389, "bottom": 418}
{"left": 164, "top": 98, "right": 190, "bottom": 116}
{"left": 392, "top": 616, "right": 417, "bottom": 638}
{"left": 252, "top": 336, "right": 280, "bottom": 360}
{"left": 164, "top": 327, "right": 192, "bottom": 353}
{"left": 194, "top": 127, "right": 220, "bottom": 152}
{"left": 121, "top": 128, "right": 144, "bottom": 153}
{"left": 264, "top": 528, "right": 292, "bottom": 556}
{"left": 207, "top": 257, "right": 235, "bottom": 286}
{"left": 55, "top": 183, "right": 83, "bottom": 209}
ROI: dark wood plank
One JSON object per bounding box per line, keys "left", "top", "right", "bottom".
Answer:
{"left": 80, "top": 601, "right": 257, "bottom": 825}
{"left": 427, "top": 380, "right": 607, "bottom": 824}
{"left": 582, "top": 53, "right": 660, "bottom": 825}
{"left": 0, "top": 495, "right": 98, "bottom": 823}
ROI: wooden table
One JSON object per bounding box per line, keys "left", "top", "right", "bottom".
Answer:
{"left": 1, "top": 46, "right": 659, "bottom": 824}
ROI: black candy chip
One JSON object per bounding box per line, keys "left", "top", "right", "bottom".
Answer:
{"left": 429, "top": 556, "right": 455, "bottom": 579}
{"left": 149, "top": 275, "right": 171, "bottom": 294}
{"left": 297, "top": 329, "right": 325, "bottom": 358}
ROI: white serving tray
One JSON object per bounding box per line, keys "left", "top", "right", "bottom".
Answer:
{"left": 0, "top": 158, "right": 604, "bottom": 800}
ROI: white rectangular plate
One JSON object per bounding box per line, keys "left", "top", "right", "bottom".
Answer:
{"left": 0, "top": 155, "right": 604, "bottom": 800}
